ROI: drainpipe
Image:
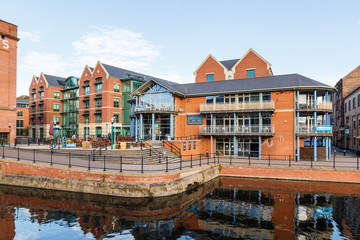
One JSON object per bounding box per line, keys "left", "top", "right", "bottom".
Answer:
{"left": 314, "top": 89, "right": 317, "bottom": 162}
{"left": 297, "top": 90, "right": 300, "bottom": 161}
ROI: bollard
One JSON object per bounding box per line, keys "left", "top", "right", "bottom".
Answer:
{"left": 33, "top": 149, "right": 36, "bottom": 163}
{"left": 120, "top": 156, "right": 122, "bottom": 173}
{"left": 289, "top": 155, "right": 291, "bottom": 167}
{"left": 141, "top": 156, "right": 144, "bottom": 173}
{"left": 88, "top": 154, "right": 91, "bottom": 170}
{"left": 207, "top": 152, "right": 209, "bottom": 165}
{"left": 248, "top": 154, "right": 251, "bottom": 166}
{"left": 17, "top": 147, "right": 20, "bottom": 161}
{"left": 2, "top": 145, "right": 4, "bottom": 159}
{"left": 200, "top": 154, "right": 202, "bottom": 166}
{"left": 103, "top": 155, "right": 106, "bottom": 171}
{"left": 268, "top": 154, "right": 270, "bottom": 166}
{"left": 50, "top": 149, "right": 53, "bottom": 165}
{"left": 68, "top": 153, "right": 71, "bottom": 168}
{"left": 191, "top": 154, "right": 193, "bottom": 168}
{"left": 333, "top": 150, "right": 336, "bottom": 168}
{"left": 166, "top": 156, "right": 168, "bottom": 172}
{"left": 180, "top": 155, "right": 182, "bottom": 170}
{"left": 311, "top": 156, "right": 313, "bottom": 168}
{"left": 230, "top": 154, "right": 232, "bottom": 165}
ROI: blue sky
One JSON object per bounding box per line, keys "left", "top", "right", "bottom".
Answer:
{"left": 2, "top": 0, "right": 360, "bottom": 96}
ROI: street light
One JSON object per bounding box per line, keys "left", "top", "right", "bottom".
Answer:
{"left": 54, "top": 122, "right": 57, "bottom": 149}
{"left": 85, "top": 119, "right": 89, "bottom": 141}
{"left": 8, "top": 123, "right": 11, "bottom": 147}
{"left": 111, "top": 117, "right": 114, "bottom": 149}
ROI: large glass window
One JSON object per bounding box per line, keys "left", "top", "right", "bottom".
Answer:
{"left": 122, "top": 82, "right": 130, "bottom": 92}
{"left": 140, "top": 83, "right": 174, "bottom": 110}
{"left": 65, "top": 77, "right": 77, "bottom": 88}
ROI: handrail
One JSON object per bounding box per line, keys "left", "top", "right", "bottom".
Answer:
{"left": 142, "top": 140, "right": 162, "bottom": 157}
{"left": 173, "top": 134, "right": 200, "bottom": 140}
{"left": 162, "top": 140, "right": 181, "bottom": 156}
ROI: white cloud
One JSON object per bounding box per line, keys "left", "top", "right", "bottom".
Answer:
{"left": 153, "top": 71, "right": 182, "bottom": 82}
{"left": 72, "top": 26, "right": 161, "bottom": 71}
{"left": 21, "top": 51, "right": 72, "bottom": 76}
{"left": 18, "top": 30, "right": 42, "bottom": 43}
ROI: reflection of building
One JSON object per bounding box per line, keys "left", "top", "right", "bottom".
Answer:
{"left": 0, "top": 20, "right": 19, "bottom": 145}
{"left": 333, "top": 65, "right": 360, "bottom": 149}
{"left": 131, "top": 49, "right": 335, "bottom": 160}
{"left": 16, "top": 98, "right": 29, "bottom": 136}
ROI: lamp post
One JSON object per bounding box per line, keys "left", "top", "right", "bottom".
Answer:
{"left": 8, "top": 123, "right": 11, "bottom": 147}
{"left": 111, "top": 117, "right": 114, "bottom": 150}
{"left": 85, "top": 119, "right": 89, "bottom": 142}
{"left": 54, "top": 122, "right": 57, "bottom": 149}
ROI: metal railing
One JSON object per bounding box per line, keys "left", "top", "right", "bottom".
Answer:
{"left": 135, "top": 105, "right": 178, "bottom": 113}
{"left": 297, "top": 101, "right": 332, "bottom": 111}
{"left": 1, "top": 146, "right": 359, "bottom": 173}
{"left": 200, "top": 101, "right": 274, "bottom": 112}
{"left": 173, "top": 135, "right": 200, "bottom": 140}
{"left": 162, "top": 140, "right": 181, "bottom": 156}
{"left": 200, "top": 125, "right": 274, "bottom": 135}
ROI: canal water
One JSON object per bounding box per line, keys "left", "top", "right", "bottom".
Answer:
{"left": 0, "top": 178, "right": 359, "bottom": 240}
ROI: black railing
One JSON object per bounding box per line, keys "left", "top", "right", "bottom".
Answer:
{"left": 1, "top": 144, "right": 360, "bottom": 173}
{"left": 162, "top": 140, "right": 181, "bottom": 156}
{"left": 173, "top": 135, "right": 200, "bottom": 141}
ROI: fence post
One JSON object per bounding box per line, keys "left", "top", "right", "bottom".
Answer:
{"left": 68, "top": 152, "right": 71, "bottom": 168}
{"left": 289, "top": 155, "right": 291, "bottom": 167}
{"left": 218, "top": 153, "right": 220, "bottom": 164}
{"left": 191, "top": 154, "right": 193, "bottom": 168}
{"left": 207, "top": 153, "right": 209, "bottom": 165}
{"left": 88, "top": 154, "right": 91, "bottom": 170}
{"left": 103, "top": 155, "right": 106, "bottom": 171}
{"left": 230, "top": 154, "right": 232, "bottom": 165}
{"left": 2, "top": 145, "right": 3, "bottom": 159}
{"left": 180, "top": 155, "right": 182, "bottom": 170}
{"left": 311, "top": 156, "right": 313, "bottom": 168}
{"left": 140, "top": 141, "right": 142, "bottom": 150}
{"left": 357, "top": 153, "right": 359, "bottom": 170}
{"left": 166, "top": 156, "right": 168, "bottom": 172}
{"left": 33, "top": 149, "right": 36, "bottom": 163}
{"left": 50, "top": 149, "right": 53, "bottom": 165}
{"left": 149, "top": 147, "right": 152, "bottom": 156}
{"left": 248, "top": 153, "right": 251, "bottom": 166}
{"left": 200, "top": 154, "right": 202, "bottom": 166}
{"left": 141, "top": 156, "right": 144, "bottom": 173}
{"left": 120, "top": 156, "right": 122, "bottom": 173}
{"left": 333, "top": 150, "right": 336, "bottom": 169}
{"left": 268, "top": 154, "right": 270, "bottom": 166}
{"left": 17, "top": 147, "right": 20, "bottom": 161}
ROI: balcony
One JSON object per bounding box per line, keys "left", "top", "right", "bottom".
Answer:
{"left": 199, "top": 125, "right": 275, "bottom": 137}
{"left": 134, "top": 105, "right": 178, "bottom": 114}
{"left": 297, "top": 101, "right": 333, "bottom": 112}
{"left": 199, "top": 101, "right": 275, "bottom": 113}
{"left": 296, "top": 125, "right": 333, "bottom": 137}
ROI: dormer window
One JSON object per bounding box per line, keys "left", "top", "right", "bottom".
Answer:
{"left": 207, "top": 74, "right": 214, "bottom": 82}
{"left": 247, "top": 69, "right": 255, "bottom": 78}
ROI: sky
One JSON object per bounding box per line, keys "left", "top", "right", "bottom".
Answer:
{"left": 2, "top": 0, "right": 360, "bottom": 97}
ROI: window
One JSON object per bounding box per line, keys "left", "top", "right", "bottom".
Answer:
{"left": 95, "top": 99, "right": 102, "bottom": 108}
{"left": 262, "top": 92, "right": 271, "bottom": 101}
{"left": 358, "top": 94, "right": 360, "bottom": 107}
{"left": 206, "top": 96, "right": 213, "bottom": 104}
{"left": 96, "top": 83, "right": 102, "bottom": 93}
{"left": 228, "top": 76, "right": 232, "bottom": 80}
{"left": 122, "top": 82, "right": 130, "bottom": 92}
{"left": 53, "top": 104, "right": 59, "bottom": 112}
{"left": 95, "top": 114, "right": 102, "bottom": 123}
{"left": 16, "top": 120, "right": 23, "bottom": 128}
{"left": 84, "top": 86, "right": 89, "bottom": 95}
{"left": 114, "top": 84, "right": 120, "bottom": 93}
{"left": 17, "top": 111, "right": 23, "bottom": 117}
{"left": 84, "top": 101, "right": 89, "bottom": 109}
{"left": 54, "top": 92, "right": 60, "bottom": 99}
{"left": 349, "top": 100, "right": 351, "bottom": 111}
{"left": 354, "top": 97, "right": 356, "bottom": 109}
{"left": 247, "top": 69, "right": 255, "bottom": 78}
{"left": 83, "top": 115, "right": 89, "bottom": 123}
{"left": 207, "top": 74, "right": 214, "bottom": 82}
{"left": 346, "top": 116, "right": 349, "bottom": 124}
{"left": 114, "top": 98, "right": 119, "bottom": 108}
{"left": 345, "top": 102, "right": 347, "bottom": 112}
{"left": 16, "top": 119, "right": 23, "bottom": 137}
{"left": 113, "top": 113, "right": 119, "bottom": 123}
{"left": 354, "top": 117, "right": 356, "bottom": 129}
{"left": 53, "top": 116, "right": 60, "bottom": 124}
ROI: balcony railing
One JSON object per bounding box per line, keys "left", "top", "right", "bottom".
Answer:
{"left": 199, "top": 101, "right": 275, "bottom": 113}
{"left": 297, "top": 101, "right": 332, "bottom": 111}
{"left": 296, "top": 125, "right": 333, "bottom": 136}
{"left": 199, "top": 125, "right": 275, "bottom": 136}
{"left": 135, "top": 105, "right": 178, "bottom": 113}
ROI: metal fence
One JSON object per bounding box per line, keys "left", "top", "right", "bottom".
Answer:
{"left": 1, "top": 146, "right": 359, "bottom": 173}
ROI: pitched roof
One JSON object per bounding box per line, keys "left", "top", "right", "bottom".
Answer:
{"left": 151, "top": 74, "right": 335, "bottom": 96}
{"left": 44, "top": 74, "right": 66, "bottom": 88}
{"left": 101, "top": 63, "right": 153, "bottom": 81}
{"left": 16, "top": 98, "right": 29, "bottom": 104}
{"left": 220, "top": 59, "right": 240, "bottom": 70}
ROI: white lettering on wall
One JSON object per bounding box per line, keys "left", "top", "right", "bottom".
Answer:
{"left": 1, "top": 38, "right": 9, "bottom": 49}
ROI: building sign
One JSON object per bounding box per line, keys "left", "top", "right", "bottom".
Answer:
{"left": 187, "top": 115, "right": 202, "bottom": 125}
{"left": 316, "top": 126, "right": 332, "bottom": 132}
{"left": 1, "top": 37, "right": 9, "bottom": 50}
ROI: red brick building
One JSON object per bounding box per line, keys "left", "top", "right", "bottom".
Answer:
{"left": 29, "top": 73, "right": 65, "bottom": 141}
{"left": 333, "top": 65, "right": 360, "bottom": 149}
{"left": 0, "top": 19, "right": 19, "bottom": 145}
{"left": 194, "top": 48, "right": 273, "bottom": 83}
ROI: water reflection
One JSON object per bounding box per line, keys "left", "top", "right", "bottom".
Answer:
{"left": 0, "top": 178, "right": 359, "bottom": 239}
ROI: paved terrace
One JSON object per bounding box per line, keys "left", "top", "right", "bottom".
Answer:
{"left": 1, "top": 145, "right": 359, "bottom": 173}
